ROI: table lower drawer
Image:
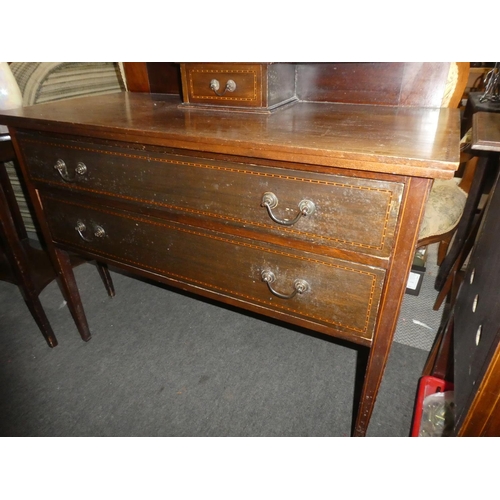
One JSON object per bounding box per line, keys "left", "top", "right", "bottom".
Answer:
{"left": 42, "top": 195, "right": 386, "bottom": 343}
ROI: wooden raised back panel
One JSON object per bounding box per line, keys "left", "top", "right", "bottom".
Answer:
{"left": 123, "top": 62, "right": 181, "bottom": 94}
{"left": 122, "top": 62, "right": 468, "bottom": 108}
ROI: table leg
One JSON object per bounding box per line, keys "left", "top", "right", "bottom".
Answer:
{"left": 52, "top": 247, "right": 93, "bottom": 342}
{"left": 96, "top": 262, "right": 115, "bottom": 297}
{"left": 353, "top": 177, "right": 433, "bottom": 436}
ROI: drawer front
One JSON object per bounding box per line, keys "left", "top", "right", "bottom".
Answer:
{"left": 181, "top": 63, "right": 263, "bottom": 107}
{"left": 19, "top": 134, "right": 404, "bottom": 258}
{"left": 42, "top": 195, "right": 386, "bottom": 343}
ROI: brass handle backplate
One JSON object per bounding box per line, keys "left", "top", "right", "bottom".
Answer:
{"left": 54, "top": 159, "right": 87, "bottom": 182}
{"left": 209, "top": 78, "right": 237, "bottom": 96}
{"left": 261, "top": 192, "right": 315, "bottom": 226}
{"left": 261, "top": 270, "right": 309, "bottom": 300}
{"left": 75, "top": 220, "right": 106, "bottom": 242}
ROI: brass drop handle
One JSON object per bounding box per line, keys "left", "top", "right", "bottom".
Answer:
{"left": 261, "top": 192, "right": 315, "bottom": 226}
{"left": 54, "top": 159, "right": 87, "bottom": 182}
{"left": 75, "top": 220, "right": 106, "bottom": 242}
{"left": 209, "top": 78, "right": 237, "bottom": 96}
{"left": 261, "top": 270, "right": 309, "bottom": 300}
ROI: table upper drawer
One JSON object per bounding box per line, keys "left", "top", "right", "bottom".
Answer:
{"left": 183, "top": 63, "right": 261, "bottom": 106}
{"left": 180, "top": 63, "right": 296, "bottom": 109}
{"left": 18, "top": 133, "right": 404, "bottom": 258}
{"left": 42, "top": 194, "right": 386, "bottom": 344}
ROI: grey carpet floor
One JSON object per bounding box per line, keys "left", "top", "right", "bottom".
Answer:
{"left": 394, "top": 243, "right": 444, "bottom": 350}
{"left": 0, "top": 245, "right": 444, "bottom": 437}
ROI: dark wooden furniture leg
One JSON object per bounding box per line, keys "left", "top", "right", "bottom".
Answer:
{"left": 96, "top": 262, "right": 115, "bottom": 297}
{"left": 422, "top": 311, "right": 454, "bottom": 379}
{"left": 0, "top": 177, "right": 58, "bottom": 347}
{"left": 433, "top": 211, "right": 483, "bottom": 311}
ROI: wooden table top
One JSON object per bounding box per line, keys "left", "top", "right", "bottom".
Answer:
{"left": 472, "top": 111, "right": 500, "bottom": 152}
{"left": 0, "top": 92, "right": 460, "bottom": 179}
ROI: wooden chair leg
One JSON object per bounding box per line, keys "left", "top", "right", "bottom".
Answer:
{"left": 433, "top": 258, "right": 460, "bottom": 310}
{"left": 434, "top": 316, "right": 454, "bottom": 382}
{"left": 0, "top": 173, "right": 58, "bottom": 347}
{"left": 435, "top": 156, "right": 491, "bottom": 290}
{"left": 22, "top": 292, "right": 58, "bottom": 347}
{"left": 425, "top": 314, "right": 454, "bottom": 381}
{"left": 437, "top": 235, "right": 452, "bottom": 266}
{"left": 434, "top": 212, "right": 483, "bottom": 311}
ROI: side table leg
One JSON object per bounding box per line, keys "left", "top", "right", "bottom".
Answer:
{"left": 96, "top": 262, "right": 115, "bottom": 297}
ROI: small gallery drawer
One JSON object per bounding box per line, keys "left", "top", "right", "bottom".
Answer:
{"left": 179, "top": 63, "right": 297, "bottom": 111}
{"left": 18, "top": 133, "right": 404, "bottom": 259}
{"left": 42, "top": 194, "right": 386, "bottom": 343}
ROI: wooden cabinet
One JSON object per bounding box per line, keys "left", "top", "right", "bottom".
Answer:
{"left": 0, "top": 87, "right": 460, "bottom": 436}
{"left": 454, "top": 173, "right": 500, "bottom": 434}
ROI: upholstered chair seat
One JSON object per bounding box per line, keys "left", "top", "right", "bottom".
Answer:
{"left": 419, "top": 179, "right": 467, "bottom": 241}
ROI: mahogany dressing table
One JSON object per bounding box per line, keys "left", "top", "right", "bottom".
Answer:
{"left": 0, "top": 66, "right": 460, "bottom": 436}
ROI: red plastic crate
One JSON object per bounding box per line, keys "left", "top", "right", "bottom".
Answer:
{"left": 411, "top": 375, "right": 454, "bottom": 437}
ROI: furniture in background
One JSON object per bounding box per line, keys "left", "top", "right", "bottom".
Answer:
{"left": 462, "top": 90, "right": 500, "bottom": 135}
{"left": 419, "top": 111, "right": 500, "bottom": 435}
{"left": 0, "top": 134, "right": 115, "bottom": 347}
{"left": 463, "top": 64, "right": 494, "bottom": 103}
{"left": 0, "top": 135, "right": 58, "bottom": 347}
{"left": 0, "top": 63, "right": 123, "bottom": 347}
{"left": 434, "top": 92, "right": 500, "bottom": 294}
{"left": 10, "top": 62, "right": 125, "bottom": 107}
{"left": 0, "top": 63, "right": 462, "bottom": 436}
{"left": 454, "top": 111, "right": 500, "bottom": 435}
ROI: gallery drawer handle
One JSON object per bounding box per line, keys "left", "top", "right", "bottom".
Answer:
{"left": 54, "top": 159, "right": 87, "bottom": 182}
{"left": 261, "top": 270, "right": 309, "bottom": 299}
{"left": 261, "top": 192, "right": 315, "bottom": 226}
{"left": 209, "top": 78, "right": 236, "bottom": 96}
{"left": 75, "top": 220, "right": 106, "bottom": 242}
